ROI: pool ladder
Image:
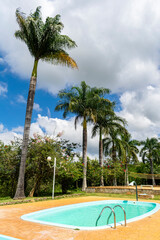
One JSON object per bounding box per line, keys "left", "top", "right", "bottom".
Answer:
{"left": 95, "top": 205, "right": 126, "bottom": 229}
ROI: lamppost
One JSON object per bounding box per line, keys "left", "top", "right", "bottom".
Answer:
{"left": 47, "top": 156, "right": 56, "bottom": 199}
{"left": 129, "top": 181, "right": 138, "bottom": 201}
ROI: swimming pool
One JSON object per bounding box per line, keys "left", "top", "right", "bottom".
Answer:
{"left": 21, "top": 200, "right": 160, "bottom": 230}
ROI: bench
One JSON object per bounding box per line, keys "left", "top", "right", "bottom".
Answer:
{"left": 138, "top": 193, "right": 154, "bottom": 199}
{"left": 140, "top": 185, "right": 153, "bottom": 189}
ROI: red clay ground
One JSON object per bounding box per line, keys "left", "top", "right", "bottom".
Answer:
{"left": 0, "top": 196, "right": 160, "bottom": 240}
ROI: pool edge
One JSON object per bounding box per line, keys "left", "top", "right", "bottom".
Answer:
{"left": 21, "top": 200, "right": 160, "bottom": 231}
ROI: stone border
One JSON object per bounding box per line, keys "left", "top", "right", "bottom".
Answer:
{"left": 86, "top": 186, "right": 160, "bottom": 195}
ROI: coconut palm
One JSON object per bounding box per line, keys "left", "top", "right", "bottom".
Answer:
{"left": 103, "top": 126, "right": 128, "bottom": 186}
{"left": 140, "top": 138, "right": 160, "bottom": 186}
{"left": 14, "top": 7, "right": 77, "bottom": 199}
{"left": 92, "top": 105, "right": 126, "bottom": 186}
{"left": 122, "top": 134, "right": 139, "bottom": 186}
{"left": 55, "top": 81, "right": 110, "bottom": 191}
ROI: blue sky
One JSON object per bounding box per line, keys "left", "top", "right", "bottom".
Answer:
{"left": 0, "top": 64, "right": 63, "bottom": 130}
{"left": 1, "top": 0, "right": 160, "bottom": 157}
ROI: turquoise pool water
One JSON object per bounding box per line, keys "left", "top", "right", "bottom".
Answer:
{"left": 0, "top": 235, "right": 20, "bottom": 240}
{"left": 21, "top": 200, "right": 160, "bottom": 230}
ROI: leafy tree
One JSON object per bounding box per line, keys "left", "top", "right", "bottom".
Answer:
{"left": 55, "top": 81, "right": 110, "bottom": 191}
{"left": 140, "top": 137, "right": 160, "bottom": 185}
{"left": 0, "top": 136, "right": 82, "bottom": 197}
{"left": 26, "top": 134, "right": 60, "bottom": 196}
{"left": 55, "top": 139, "right": 82, "bottom": 193}
{"left": 25, "top": 134, "right": 82, "bottom": 196}
{"left": 0, "top": 140, "right": 21, "bottom": 197}
{"left": 14, "top": 6, "right": 78, "bottom": 199}
{"left": 87, "top": 158, "right": 101, "bottom": 186}
{"left": 57, "top": 156, "right": 82, "bottom": 194}
{"left": 128, "top": 162, "right": 151, "bottom": 185}
{"left": 103, "top": 158, "right": 125, "bottom": 186}
{"left": 26, "top": 135, "right": 82, "bottom": 195}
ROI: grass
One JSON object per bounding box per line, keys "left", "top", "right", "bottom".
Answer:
{"left": 1, "top": 191, "right": 160, "bottom": 206}
{"left": 85, "top": 192, "right": 160, "bottom": 201}
{"left": 0, "top": 190, "right": 86, "bottom": 205}
{"left": 85, "top": 192, "right": 138, "bottom": 199}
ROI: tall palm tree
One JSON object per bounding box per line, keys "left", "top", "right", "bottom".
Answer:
{"left": 14, "top": 7, "right": 77, "bottom": 199}
{"left": 92, "top": 106, "right": 126, "bottom": 186}
{"left": 140, "top": 138, "right": 160, "bottom": 186}
{"left": 103, "top": 126, "right": 128, "bottom": 186}
{"left": 122, "top": 134, "right": 139, "bottom": 186}
{"left": 55, "top": 81, "right": 110, "bottom": 191}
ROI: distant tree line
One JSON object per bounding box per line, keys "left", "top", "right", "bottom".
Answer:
{"left": 1, "top": 124, "right": 160, "bottom": 198}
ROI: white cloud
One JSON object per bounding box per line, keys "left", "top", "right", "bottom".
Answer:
{"left": 0, "top": 124, "right": 4, "bottom": 132}
{"left": 0, "top": 82, "right": 7, "bottom": 96}
{"left": 12, "top": 126, "right": 24, "bottom": 133}
{"left": 0, "top": 115, "right": 99, "bottom": 159}
{"left": 0, "top": 124, "right": 22, "bottom": 144}
{"left": 47, "top": 107, "right": 51, "bottom": 118}
{"left": 30, "top": 122, "right": 44, "bottom": 136}
{"left": 118, "top": 59, "right": 160, "bottom": 92}
{"left": 33, "top": 103, "right": 42, "bottom": 112}
{"left": 0, "top": 132, "right": 23, "bottom": 144}
{"left": 118, "top": 85, "right": 160, "bottom": 140}
{"left": 17, "top": 95, "right": 26, "bottom": 104}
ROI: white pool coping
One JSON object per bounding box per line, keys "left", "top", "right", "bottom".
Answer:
{"left": 0, "top": 234, "right": 20, "bottom": 240}
{"left": 21, "top": 200, "right": 160, "bottom": 230}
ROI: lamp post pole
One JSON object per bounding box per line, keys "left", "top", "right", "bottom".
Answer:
{"left": 47, "top": 156, "right": 56, "bottom": 199}
{"left": 52, "top": 157, "right": 56, "bottom": 199}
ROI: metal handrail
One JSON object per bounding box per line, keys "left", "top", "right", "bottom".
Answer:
{"left": 107, "top": 205, "right": 126, "bottom": 226}
{"left": 95, "top": 206, "right": 116, "bottom": 229}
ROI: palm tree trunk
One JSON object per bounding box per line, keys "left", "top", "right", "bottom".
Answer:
{"left": 112, "top": 143, "right": 117, "bottom": 186}
{"left": 28, "top": 174, "right": 40, "bottom": 197}
{"left": 28, "top": 180, "right": 37, "bottom": 198}
{"left": 150, "top": 159, "right": 156, "bottom": 186}
{"left": 125, "top": 162, "right": 129, "bottom": 186}
{"left": 14, "top": 59, "right": 38, "bottom": 199}
{"left": 113, "top": 176, "right": 117, "bottom": 186}
{"left": 82, "top": 117, "right": 87, "bottom": 191}
{"left": 99, "top": 127, "right": 104, "bottom": 186}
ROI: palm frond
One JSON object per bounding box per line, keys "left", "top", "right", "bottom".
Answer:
{"left": 15, "top": 9, "right": 29, "bottom": 43}
{"left": 92, "top": 124, "right": 99, "bottom": 138}
{"left": 74, "top": 115, "right": 82, "bottom": 129}
{"left": 30, "top": 6, "right": 42, "bottom": 20}
{"left": 59, "top": 35, "right": 77, "bottom": 49}
{"left": 42, "top": 50, "right": 78, "bottom": 68}
{"left": 15, "top": 7, "right": 78, "bottom": 65}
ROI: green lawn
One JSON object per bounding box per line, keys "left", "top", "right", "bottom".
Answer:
{"left": 86, "top": 192, "right": 160, "bottom": 200}
{"left": 1, "top": 191, "right": 160, "bottom": 206}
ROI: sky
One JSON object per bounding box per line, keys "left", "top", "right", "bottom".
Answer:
{"left": 1, "top": 0, "right": 160, "bottom": 158}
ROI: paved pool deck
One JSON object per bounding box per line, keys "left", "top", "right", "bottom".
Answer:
{"left": 0, "top": 196, "right": 160, "bottom": 240}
